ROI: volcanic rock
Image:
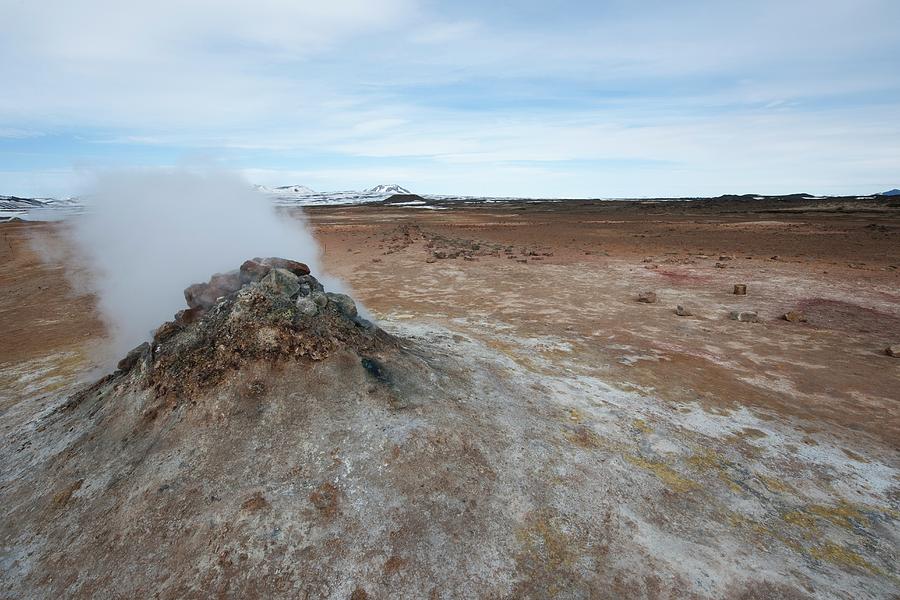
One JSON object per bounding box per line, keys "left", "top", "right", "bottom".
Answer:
{"left": 730, "top": 310, "right": 759, "bottom": 323}
{"left": 782, "top": 311, "right": 807, "bottom": 323}
{"left": 296, "top": 296, "right": 318, "bottom": 318}
{"left": 297, "top": 274, "right": 325, "bottom": 296}
{"left": 310, "top": 290, "right": 329, "bottom": 307}
{"left": 733, "top": 284, "right": 747, "bottom": 295}
{"left": 116, "top": 342, "right": 149, "bottom": 371}
{"left": 675, "top": 304, "right": 694, "bottom": 316}
{"left": 259, "top": 267, "right": 301, "bottom": 298}
{"left": 637, "top": 291, "right": 658, "bottom": 304}
{"left": 259, "top": 256, "right": 311, "bottom": 276}
{"left": 184, "top": 270, "right": 243, "bottom": 310}
{"left": 326, "top": 292, "right": 358, "bottom": 318}
{"left": 239, "top": 259, "right": 271, "bottom": 284}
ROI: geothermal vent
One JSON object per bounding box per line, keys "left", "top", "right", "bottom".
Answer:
{"left": 101, "top": 257, "right": 399, "bottom": 402}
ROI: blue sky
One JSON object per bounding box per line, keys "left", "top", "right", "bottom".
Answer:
{"left": 1, "top": 0, "right": 898, "bottom": 198}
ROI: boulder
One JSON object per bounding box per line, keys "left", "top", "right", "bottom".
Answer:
{"left": 733, "top": 284, "right": 747, "bottom": 295}
{"left": 675, "top": 304, "right": 693, "bottom": 316}
{"left": 885, "top": 345, "right": 900, "bottom": 358}
{"left": 729, "top": 310, "right": 759, "bottom": 323}
{"left": 310, "top": 291, "right": 329, "bottom": 308}
{"left": 260, "top": 257, "right": 310, "bottom": 277}
{"left": 295, "top": 296, "right": 318, "bottom": 319}
{"left": 239, "top": 260, "right": 271, "bottom": 285}
{"left": 296, "top": 274, "right": 325, "bottom": 296}
{"left": 117, "top": 342, "right": 149, "bottom": 372}
{"left": 637, "top": 291, "right": 658, "bottom": 304}
{"left": 184, "top": 283, "right": 222, "bottom": 310}
{"left": 326, "top": 292, "right": 358, "bottom": 318}
{"left": 152, "top": 321, "right": 181, "bottom": 345}
{"left": 259, "top": 268, "right": 301, "bottom": 298}
{"left": 209, "top": 271, "right": 241, "bottom": 294}
{"left": 184, "top": 271, "right": 243, "bottom": 310}
{"left": 782, "top": 311, "right": 807, "bottom": 323}
{"left": 175, "top": 307, "right": 204, "bottom": 325}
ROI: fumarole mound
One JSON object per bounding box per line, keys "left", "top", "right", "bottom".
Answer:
{"left": 108, "top": 257, "right": 399, "bottom": 401}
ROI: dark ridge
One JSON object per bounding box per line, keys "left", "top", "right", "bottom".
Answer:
{"left": 379, "top": 193, "right": 429, "bottom": 205}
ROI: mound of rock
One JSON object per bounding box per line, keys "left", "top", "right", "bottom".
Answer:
{"left": 108, "top": 258, "right": 393, "bottom": 399}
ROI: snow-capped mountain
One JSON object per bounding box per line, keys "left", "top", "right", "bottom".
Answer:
{"left": 878, "top": 188, "right": 900, "bottom": 196}
{"left": 0, "top": 195, "right": 81, "bottom": 220}
{"left": 254, "top": 184, "right": 315, "bottom": 196}
{"left": 257, "top": 183, "right": 417, "bottom": 207}
{"left": 364, "top": 184, "right": 410, "bottom": 195}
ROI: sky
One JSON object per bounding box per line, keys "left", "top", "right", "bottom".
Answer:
{"left": 1, "top": 0, "right": 898, "bottom": 198}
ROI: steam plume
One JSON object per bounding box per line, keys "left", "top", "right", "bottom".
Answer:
{"left": 67, "top": 169, "right": 326, "bottom": 361}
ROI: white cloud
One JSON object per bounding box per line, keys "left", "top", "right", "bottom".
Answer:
{"left": 1, "top": 0, "right": 898, "bottom": 196}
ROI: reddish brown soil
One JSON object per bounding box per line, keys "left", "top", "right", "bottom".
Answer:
{"left": 2, "top": 200, "right": 899, "bottom": 444}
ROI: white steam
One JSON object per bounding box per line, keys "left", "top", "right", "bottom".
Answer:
{"left": 68, "top": 169, "right": 327, "bottom": 360}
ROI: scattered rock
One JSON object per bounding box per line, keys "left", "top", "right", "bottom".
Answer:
{"left": 241, "top": 492, "right": 268, "bottom": 511}
{"left": 782, "top": 311, "right": 807, "bottom": 323}
{"left": 637, "top": 291, "right": 658, "bottom": 304}
{"left": 733, "top": 284, "right": 747, "bottom": 295}
{"left": 886, "top": 345, "right": 900, "bottom": 358}
{"left": 247, "top": 379, "right": 267, "bottom": 398}
{"left": 326, "top": 292, "right": 358, "bottom": 319}
{"left": 718, "top": 255, "right": 733, "bottom": 261}
{"left": 729, "top": 310, "right": 759, "bottom": 323}
{"left": 309, "top": 482, "right": 340, "bottom": 517}
{"left": 675, "top": 305, "right": 693, "bottom": 316}
{"left": 350, "top": 588, "right": 369, "bottom": 600}
{"left": 715, "top": 262, "right": 727, "bottom": 268}
{"left": 259, "top": 268, "right": 301, "bottom": 298}
{"left": 239, "top": 259, "right": 271, "bottom": 284}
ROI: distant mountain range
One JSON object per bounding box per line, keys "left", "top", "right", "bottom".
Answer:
{"left": 256, "top": 183, "right": 411, "bottom": 197}
{"left": 256, "top": 184, "right": 415, "bottom": 206}
{"left": 3, "top": 186, "right": 899, "bottom": 221}
{"left": 0, "top": 195, "right": 81, "bottom": 221}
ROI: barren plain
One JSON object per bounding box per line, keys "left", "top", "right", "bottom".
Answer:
{"left": 1, "top": 197, "right": 899, "bottom": 598}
